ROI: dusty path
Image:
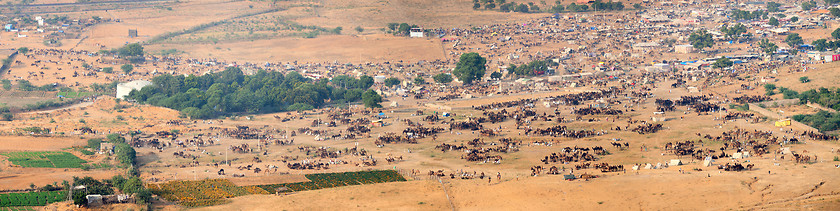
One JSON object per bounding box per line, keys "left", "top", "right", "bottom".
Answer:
{"left": 22, "top": 101, "right": 94, "bottom": 114}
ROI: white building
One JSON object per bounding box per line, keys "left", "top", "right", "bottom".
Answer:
{"left": 409, "top": 28, "right": 424, "bottom": 38}
{"left": 373, "top": 75, "right": 387, "bottom": 83}
{"left": 675, "top": 45, "right": 694, "bottom": 53}
{"left": 116, "top": 80, "right": 152, "bottom": 99}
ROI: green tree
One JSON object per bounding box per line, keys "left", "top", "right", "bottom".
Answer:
{"left": 759, "top": 38, "right": 778, "bottom": 54}
{"left": 768, "top": 17, "right": 779, "bottom": 26}
{"left": 689, "top": 30, "right": 714, "bottom": 51}
{"left": 107, "top": 133, "right": 125, "bottom": 143}
{"left": 355, "top": 26, "right": 364, "bottom": 32}
{"left": 766, "top": 2, "right": 781, "bottom": 12}
{"left": 332, "top": 26, "right": 343, "bottom": 34}
{"left": 785, "top": 33, "right": 803, "bottom": 48}
{"left": 120, "top": 177, "right": 144, "bottom": 194}
{"left": 72, "top": 177, "right": 114, "bottom": 206}
{"left": 384, "top": 77, "right": 400, "bottom": 87}
{"left": 362, "top": 90, "right": 382, "bottom": 108}
{"left": 551, "top": 3, "right": 565, "bottom": 12}
{"left": 515, "top": 3, "right": 529, "bottom": 12}
{"left": 17, "top": 80, "right": 35, "bottom": 91}
{"left": 1, "top": 113, "right": 12, "bottom": 121}
{"left": 801, "top": 1, "right": 816, "bottom": 11}
{"left": 529, "top": 4, "right": 540, "bottom": 11}
{"left": 1, "top": 79, "right": 10, "bottom": 90}
{"left": 414, "top": 76, "right": 425, "bottom": 85}
{"left": 790, "top": 16, "right": 799, "bottom": 23}
{"left": 102, "top": 67, "right": 113, "bottom": 73}
{"left": 721, "top": 24, "right": 746, "bottom": 40}
{"left": 452, "top": 52, "right": 487, "bottom": 84}
{"left": 87, "top": 138, "right": 102, "bottom": 149}
{"left": 831, "top": 8, "right": 840, "bottom": 18}
{"left": 398, "top": 23, "right": 411, "bottom": 35}
{"left": 490, "top": 71, "right": 503, "bottom": 79}
{"left": 387, "top": 23, "right": 399, "bottom": 31}
{"left": 812, "top": 39, "right": 828, "bottom": 51}
{"left": 578, "top": 4, "right": 588, "bottom": 11}
{"left": 633, "top": 3, "right": 642, "bottom": 9}
{"left": 474, "top": 2, "right": 481, "bottom": 9}
{"left": 799, "top": 76, "right": 811, "bottom": 83}
{"left": 121, "top": 64, "right": 134, "bottom": 74}
{"left": 433, "top": 73, "right": 453, "bottom": 84}
{"left": 117, "top": 43, "right": 144, "bottom": 57}
{"left": 712, "top": 57, "right": 733, "bottom": 69}
{"left": 833, "top": 28, "right": 840, "bottom": 40}
{"left": 764, "top": 84, "right": 776, "bottom": 93}
{"left": 16, "top": 47, "right": 28, "bottom": 54}
{"left": 115, "top": 143, "right": 136, "bottom": 165}
{"left": 287, "top": 103, "right": 314, "bottom": 111}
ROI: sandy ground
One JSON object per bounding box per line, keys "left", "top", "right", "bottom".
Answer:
{"left": 204, "top": 170, "right": 840, "bottom": 211}
{"left": 156, "top": 34, "right": 447, "bottom": 64}
{"left": 198, "top": 180, "right": 450, "bottom": 211}
{"left": 0, "top": 136, "right": 86, "bottom": 151}
{"left": 0, "top": 1, "right": 838, "bottom": 211}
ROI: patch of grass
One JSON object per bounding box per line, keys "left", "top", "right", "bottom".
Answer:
{"left": 1, "top": 151, "right": 87, "bottom": 168}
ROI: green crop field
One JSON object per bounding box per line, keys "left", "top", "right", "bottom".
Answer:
{"left": 1, "top": 151, "right": 87, "bottom": 168}
{"left": 253, "top": 170, "right": 407, "bottom": 192}
{"left": 0, "top": 207, "right": 36, "bottom": 211}
{"left": 0, "top": 191, "right": 66, "bottom": 207}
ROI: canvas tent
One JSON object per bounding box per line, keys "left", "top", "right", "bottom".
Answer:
{"left": 669, "top": 159, "right": 682, "bottom": 166}
{"left": 702, "top": 157, "right": 713, "bottom": 167}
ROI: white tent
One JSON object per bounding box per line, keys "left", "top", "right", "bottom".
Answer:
{"left": 669, "top": 159, "right": 682, "bottom": 166}
{"left": 702, "top": 157, "right": 713, "bottom": 167}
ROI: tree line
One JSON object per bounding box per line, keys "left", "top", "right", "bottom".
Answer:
{"left": 474, "top": 0, "right": 637, "bottom": 13}
{"left": 764, "top": 85, "right": 840, "bottom": 132}
{"left": 127, "top": 67, "right": 381, "bottom": 119}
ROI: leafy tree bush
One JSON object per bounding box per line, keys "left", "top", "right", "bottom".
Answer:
{"left": 490, "top": 72, "right": 503, "bottom": 79}
{"left": 121, "top": 64, "right": 134, "bottom": 74}
{"left": 362, "top": 90, "right": 382, "bottom": 108}
{"left": 107, "top": 133, "right": 125, "bottom": 143}
{"left": 115, "top": 143, "right": 136, "bottom": 165}
{"left": 384, "top": 77, "right": 400, "bottom": 87}
{"left": 287, "top": 103, "right": 314, "bottom": 111}
{"left": 129, "top": 68, "right": 374, "bottom": 118}
{"left": 87, "top": 138, "right": 102, "bottom": 149}
{"left": 1, "top": 79, "right": 10, "bottom": 90}
{"left": 794, "top": 110, "right": 840, "bottom": 132}
{"left": 117, "top": 43, "right": 144, "bottom": 57}
{"left": 712, "top": 57, "right": 733, "bottom": 69}
{"left": 433, "top": 73, "right": 453, "bottom": 84}
{"left": 452, "top": 52, "right": 487, "bottom": 84}
{"left": 689, "top": 30, "right": 714, "bottom": 50}
{"left": 799, "top": 76, "right": 810, "bottom": 83}
{"left": 768, "top": 17, "right": 779, "bottom": 26}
